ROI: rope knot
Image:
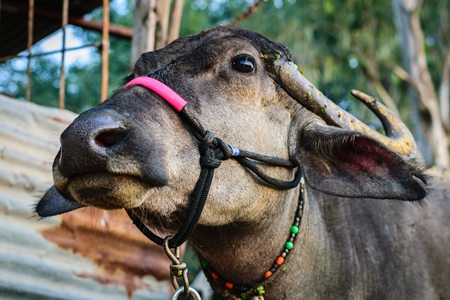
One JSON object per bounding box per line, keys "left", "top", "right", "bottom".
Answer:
{"left": 199, "top": 130, "right": 216, "bottom": 154}
{"left": 200, "top": 156, "right": 222, "bottom": 168}
{"left": 198, "top": 131, "right": 234, "bottom": 168}
{"left": 216, "top": 138, "right": 233, "bottom": 160}
{"left": 198, "top": 131, "right": 221, "bottom": 168}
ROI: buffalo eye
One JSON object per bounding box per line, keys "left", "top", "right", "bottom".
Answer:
{"left": 231, "top": 55, "right": 256, "bottom": 74}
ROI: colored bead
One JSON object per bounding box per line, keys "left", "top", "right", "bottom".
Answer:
{"left": 237, "top": 286, "right": 249, "bottom": 293}
{"left": 202, "top": 197, "right": 305, "bottom": 293}
{"left": 276, "top": 256, "right": 284, "bottom": 265}
{"left": 256, "top": 286, "right": 265, "bottom": 295}
{"left": 285, "top": 241, "right": 294, "bottom": 250}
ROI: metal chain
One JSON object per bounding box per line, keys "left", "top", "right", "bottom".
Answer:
{"left": 164, "top": 236, "right": 202, "bottom": 300}
{"left": 172, "top": 287, "right": 202, "bottom": 300}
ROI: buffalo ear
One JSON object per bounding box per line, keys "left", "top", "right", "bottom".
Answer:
{"left": 298, "top": 124, "right": 427, "bottom": 200}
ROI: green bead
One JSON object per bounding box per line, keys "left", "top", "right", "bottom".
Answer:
{"left": 285, "top": 241, "right": 294, "bottom": 250}
{"left": 256, "top": 286, "right": 265, "bottom": 295}
{"left": 290, "top": 225, "right": 299, "bottom": 234}
{"left": 201, "top": 261, "right": 208, "bottom": 268}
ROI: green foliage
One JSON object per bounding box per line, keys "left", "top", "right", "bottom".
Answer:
{"left": 182, "top": 0, "right": 447, "bottom": 129}
{"left": 234, "top": 0, "right": 398, "bottom": 111}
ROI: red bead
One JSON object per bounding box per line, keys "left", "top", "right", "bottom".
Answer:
{"left": 276, "top": 256, "right": 284, "bottom": 265}
{"left": 211, "top": 272, "right": 219, "bottom": 280}
{"left": 225, "top": 282, "right": 234, "bottom": 290}
{"left": 264, "top": 271, "right": 272, "bottom": 279}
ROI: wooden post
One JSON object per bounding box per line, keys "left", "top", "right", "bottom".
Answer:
{"left": 131, "top": 0, "right": 157, "bottom": 66}
{"left": 101, "top": 0, "right": 110, "bottom": 102}
{"left": 59, "top": 0, "right": 69, "bottom": 109}
{"left": 155, "top": 0, "right": 170, "bottom": 50}
{"left": 168, "top": 0, "right": 184, "bottom": 44}
{"left": 26, "top": 0, "right": 34, "bottom": 102}
{"left": 130, "top": 0, "right": 184, "bottom": 67}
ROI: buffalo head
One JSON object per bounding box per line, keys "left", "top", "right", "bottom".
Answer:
{"left": 37, "top": 25, "right": 426, "bottom": 227}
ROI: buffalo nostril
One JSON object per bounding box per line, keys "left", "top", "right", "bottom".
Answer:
{"left": 94, "top": 128, "right": 128, "bottom": 148}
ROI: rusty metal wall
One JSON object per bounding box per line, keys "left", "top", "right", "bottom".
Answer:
{"left": 0, "top": 95, "right": 172, "bottom": 299}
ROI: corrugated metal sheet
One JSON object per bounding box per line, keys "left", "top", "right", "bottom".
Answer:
{"left": 0, "top": 95, "right": 172, "bottom": 299}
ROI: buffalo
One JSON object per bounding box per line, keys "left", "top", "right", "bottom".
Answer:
{"left": 37, "top": 26, "right": 450, "bottom": 299}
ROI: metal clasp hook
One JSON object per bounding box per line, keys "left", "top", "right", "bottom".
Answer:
{"left": 164, "top": 236, "right": 202, "bottom": 299}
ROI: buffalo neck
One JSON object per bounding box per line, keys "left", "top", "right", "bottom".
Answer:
{"left": 189, "top": 185, "right": 352, "bottom": 299}
{"left": 189, "top": 186, "right": 306, "bottom": 298}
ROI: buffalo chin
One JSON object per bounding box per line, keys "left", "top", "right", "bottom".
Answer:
{"left": 65, "top": 172, "right": 149, "bottom": 210}
{"left": 37, "top": 173, "right": 150, "bottom": 217}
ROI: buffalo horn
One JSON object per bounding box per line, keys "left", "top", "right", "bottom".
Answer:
{"left": 274, "top": 58, "right": 416, "bottom": 159}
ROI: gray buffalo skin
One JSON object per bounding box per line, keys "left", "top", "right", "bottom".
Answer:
{"left": 37, "top": 26, "right": 450, "bottom": 299}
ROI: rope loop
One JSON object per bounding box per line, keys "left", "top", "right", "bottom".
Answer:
{"left": 200, "top": 156, "right": 222, "bottom": 168}
{"left": 215, "top": 138, "right": 233, "bottom": 160}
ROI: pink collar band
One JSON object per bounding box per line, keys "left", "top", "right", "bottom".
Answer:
{"left": 124, "top": 77, "right": 187, "bottom": 112}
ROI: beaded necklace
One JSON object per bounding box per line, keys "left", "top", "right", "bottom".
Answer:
{"left": 200, "top": 177, "right": 305, "bottom": 299}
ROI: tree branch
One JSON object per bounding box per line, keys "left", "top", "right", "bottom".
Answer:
{"left": 381, "top": 61, "right": 420, "bottom": 94}
{"left": 360, "top": 61, "right": 400, "bottom": 116}
{"left": 228, "top": 0, "right": 267, "bottom": 26}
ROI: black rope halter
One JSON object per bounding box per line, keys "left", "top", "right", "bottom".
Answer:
{"left": 124, "top": 77, "right": 301, "bottom": 248}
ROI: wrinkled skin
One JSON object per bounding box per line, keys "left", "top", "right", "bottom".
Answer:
{"left": 37, "top": 27, "right": 450, "bottom": 299}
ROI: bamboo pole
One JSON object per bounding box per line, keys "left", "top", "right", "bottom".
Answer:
{"left": 155, "top": 0, "right": 170, "bottom": 50}
{"left": 101, "top": 0, "right": 110, "bottom": 102}
{"left": 59, "top": 0, "right": 69, "bottom": 109}
{"left": 26, "top": 0, "right": 34, "bottom": 102}
{"left": 147, "top": 0, "right": 157, "bottom": 52}
{"left": 168, "top": 0, "right": 184, "bottom": 44}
